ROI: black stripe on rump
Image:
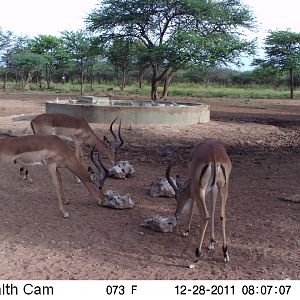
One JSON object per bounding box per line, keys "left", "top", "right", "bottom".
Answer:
{"left": 221, "top": 165, "right": 227, "bottom": 185}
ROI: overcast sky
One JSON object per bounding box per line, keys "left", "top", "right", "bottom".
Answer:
{"left": 0, "top": 0, "right": 299, "bottom": 69}
{"left": 243, "top": 0, "right": 299, "bottom": 48}
{"left": 0, "top": 0, "right": 99, "bottom": 36}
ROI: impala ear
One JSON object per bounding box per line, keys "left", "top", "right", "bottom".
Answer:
{"left": 88, "top": 166, "right": 97, "bottom": 183}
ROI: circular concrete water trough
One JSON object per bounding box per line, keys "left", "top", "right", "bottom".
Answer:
{"left": 45, "top": 96, "right": 210, "bottom": 125}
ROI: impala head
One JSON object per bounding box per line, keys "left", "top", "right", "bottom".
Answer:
{"left": 88, "top": 146, "right": 110, "bottom": 203}
{"left": 103, "top": 117, "right": 124, "bottom": 164}
{"left": 166, "top": 162, "right": 192, "bottom": 220}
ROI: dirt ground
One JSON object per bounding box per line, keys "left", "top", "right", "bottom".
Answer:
{"left": 0, "top": 92, "right": 299, "bottom": 280}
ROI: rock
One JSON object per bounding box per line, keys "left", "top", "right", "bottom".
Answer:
{"left": 279, "top": 194, "right": 300, "bottom": 203}
{"left": 149, "top": 177, "right": 176, "bottom": 198}
{"left": 103, "top": 190, "right": 135, "bottom": 209}
{"left": 109, "top": 161, "right": 135, "bottom": 179}
{"left": 140, "top": 214, "right": 177, "bottom": 233}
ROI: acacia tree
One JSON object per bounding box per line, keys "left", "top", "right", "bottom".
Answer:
{"left": 254, "top": 30, "right": 300, "bottom": 99}
{"left": 86, "top": 0, "right": 256, "bottom": 100}
{"left": 2, "top": 36, "right": 32, "bottom": 89}
{"left": 107, "top": 38, "right": 136, "bottom": 90}
{"left": 61, "top": 30, "right": 98, "bottom": 95}
{"left": 0, "top": 29, "right": 14, "bottom": 89}
{"left": 10, "top": 51, "right": 46, "bottom": 90}
{"left": 0, "top": 28, "right": 13, "bottom": 51}
{"left": 29, "top": 35, "right": 65, "bottom": 89}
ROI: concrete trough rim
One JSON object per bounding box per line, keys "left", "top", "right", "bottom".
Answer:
{"left": 45, "top": 99, "right": 210, "bottom": 125}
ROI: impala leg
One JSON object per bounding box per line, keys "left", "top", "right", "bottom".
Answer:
{"left": 208, "top": 186, "right": 218, "bottom": 251}
{"left": 194, "top": 189, "right": 209, "bottom": 263}
{"left": 19, "top": 167, "right": 31, "bottom": 182}
{"left": 56, "top": 168, "right": 69, "bottom": 205}
{"left": 183, "top": 199, "right": 195, "bottom": 237}
{"left": 15, "top": 160, "right": 32, "bottom": 182}
{"left": 74, "top": 139, "right": 82, "bottom": 184}
{"left": 220, "top": 184, "right": 229, "bottom": 262}
{"left": 48, "top": 164, "right": 69, "bottom": 218}
{"left": 79, "top": 145, "right": 84, "bottom": 164}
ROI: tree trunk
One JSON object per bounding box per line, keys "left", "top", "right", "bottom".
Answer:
{"left": 20, "top": 74, "right": 25, "bottom": 91}
{"left": 15, "top": 71, "right": 18, "bottom": 88}
{"left": 38, "top": 72, "right": 42, "bottom": 90}
{"left": 89, "top": 65, "right": 94, "bottom": 91}
{"left": 115, "top": 69, "right": 120, "bottom": 88}
{"left": 151, "top": 65, "right": 159, "bottom": 101}
{"left": 289, "top": 67, "right": 294, "bottom": 99}
{"left": 160, "top": 70, "right": 175, "bottom": 101}
{"left": 151, "top": 79, "right": 159, "bottom": 100}
{"left": 80, "top": 58, "right": 84, "bottom": 95}
{"left": 120, "top": 70, "right": 126, "bottom": 91}
{"left": 90, "top": 75, "right": 93, "bottom": 91}
{"left": 25, "top": 71, "right": 33, "bottom": 90}
{"left": 138, "top": 69, "right": 144, "bottom": 89}
{"left": 2, "top": 67, "right": 8, "bottom": 90}
{"left": 46, "top": 64, "right": 50, "bottom": 89}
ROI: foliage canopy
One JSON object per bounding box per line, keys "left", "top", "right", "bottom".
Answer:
{"left": 86, "top": 0, "right": 256, "bottom": 99}
{"left": 253, "top": 30, "right": 300, "bottom": 98}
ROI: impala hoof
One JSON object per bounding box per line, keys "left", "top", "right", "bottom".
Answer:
{"left": 182, "top": 230, "right": 189, "bottom": 237}
{"left": 207, "top": 239, "right": 215, "bottom": 251}
{"left": 223, "top": 245, "right": 229, "bottom": 262}
{"left": 207, "top": 244, "right": 214, "bottom": 251}
{"left": 224, "top": 254, "right": 230, "bottom": 262}
{"left": 194, "top": 247, "right": 201, "bottom": 262}
{"left": 186, "top": 263, "right": 195, "bottom": 269}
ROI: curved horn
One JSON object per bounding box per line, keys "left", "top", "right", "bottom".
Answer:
{"left": 110, "top": 117, "right": 124, "bottom": 151}
{"left": 90, "top": 145, "right": 100, "bottom": 169}
{"left": 166, "top": 162, "right": 178, "bottom": 194}
{"left": 109, "top": 117, "right": 118, "bottom": 143}
{"left": 96, "top": 150, "right": 110, "bottom": 185}
{"left": 115, "top": 119, "right": 124, "bottom": 151}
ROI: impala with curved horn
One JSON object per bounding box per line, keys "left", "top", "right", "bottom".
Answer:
{"left": 166, "top": 139, "right": 232, "bottom": 263}
{"left": 30, "top": 113, "right": 124, "bottom": 166}
{"left": 0, "top": 135, "right": 109, "bottom": 218}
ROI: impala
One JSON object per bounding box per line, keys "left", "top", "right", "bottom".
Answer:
{"left": 0, "top": 135, "right": 109, "bottom": 218}
{"left": 166, "top": 138, "right": 232, "bottom": 263}
{"left": 30, "top": 113, "right": 124, "bottom": 166}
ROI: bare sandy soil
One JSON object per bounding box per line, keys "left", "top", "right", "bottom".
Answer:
{"left": 0, "top": 92, "right": 299, "bottom": 280}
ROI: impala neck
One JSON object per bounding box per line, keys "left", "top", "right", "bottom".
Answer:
{"left": 65, "top": 156, "right": 99, "bottom": 198}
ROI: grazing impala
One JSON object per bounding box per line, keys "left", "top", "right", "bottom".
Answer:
{"left": 30, "top": 113, "right": 124, "bottom": 166}
{"left": 0, "top": 135, "right": 109, "bottom": 218}
{"left": 166, "top": 139, "right": 232, "bottom": 263}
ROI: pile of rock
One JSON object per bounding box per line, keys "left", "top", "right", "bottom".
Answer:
{"left": 140, "top": 214, "right": 177, "bottom": 233}
{"left": 103, "top": 190, "right": 135, "bottom": 209}
{"left": 149, "top": 177, "right": 176, "bottom": 198}
{"left": 109, "top": 161, "right": 135, "bottom": 179}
